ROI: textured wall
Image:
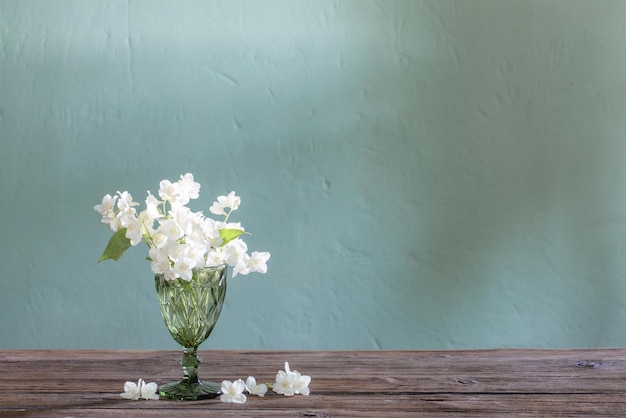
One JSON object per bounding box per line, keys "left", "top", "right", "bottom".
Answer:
{"left": 2, "top": 0, "right": 626, "bottom": 350}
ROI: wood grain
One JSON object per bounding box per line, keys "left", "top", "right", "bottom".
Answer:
{"left": 1, "top": 349, "right": 625, "bottom": 416}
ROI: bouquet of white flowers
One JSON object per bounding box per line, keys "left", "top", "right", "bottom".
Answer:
{"left": 94, "top": 173, "right": 270, "bottom": 281}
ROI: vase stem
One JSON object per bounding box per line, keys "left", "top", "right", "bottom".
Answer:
{"left": 181, "top": 347, "right": 200, "bottom": 384}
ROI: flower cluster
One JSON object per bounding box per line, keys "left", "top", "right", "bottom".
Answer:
{"left": 272, "top": 362, "right": 311, "bottom": 397}
{"left": 119, "top": 378, "right": 159, "bottom": 400}
{"left": 220, "top": 362, "right": 311, "bottom": 404}
{"left": 119, "top": 363, "right": 310, "bottom": 403}
{"left": 95, "top": 173, "right": 270, "bottom": 281}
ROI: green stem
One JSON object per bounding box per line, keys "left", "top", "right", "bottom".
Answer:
{"left": 180, "top": 347, "right": 201, "bottom": 384}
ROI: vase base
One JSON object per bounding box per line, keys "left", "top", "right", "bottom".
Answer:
{"left": 159, "top": 380, "right": 221, "bottom": 401}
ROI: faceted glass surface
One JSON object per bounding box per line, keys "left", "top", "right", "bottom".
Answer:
{"left": 155, "top": 265, "right": 227, "bottom": 400}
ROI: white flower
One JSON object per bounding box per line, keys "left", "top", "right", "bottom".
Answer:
{"left": 158, "top": 219, "right": 184, "bottom": 242}
{"left": 245, "top": 376, "right": 268, "bottom": 397}
{"left": 171, "top": 260, "right": 194, "bottom": 281}
{"left": 170, "top": 205, "right": 194, "bottom": 235}
{"left": 149, "top": 247, "right": 171, "bottom": 275}
{"left": 186, "top": 215, "right": 211, "bottom": 249}
{"left": 273, "top": 362, "right": 311, "bottom": 396}
{"left": 223, "top": 239, "right": 248, "bottom": 270}
{"left": 140, "top": 192, "right": 163, "bottom": 231}
{"left": 118, "top": 210, "right": 138, "bottom": 229}
{"left": 120, "top": 380, "right": 142, "bottom": 400}
{"left": 151, "top": 231, "right": 168, "bottom": 249}
{"left": 158, "top": 179, "right": 182, "bottom": 204}
{"left": 209, "top": 191, "right": 241, "bottom": 216}
{"left": 179, "top": 173, "right": 201, "bottom": 201}
{"left": 247, "top": 251, "right": 271, "bottom": 274}
{"left": 201, "top": 218, "right": 221, "bottom": 245}
{"left": 158, "top": 173, "right": 200, "bottom": 206}
{"left": 95, "top": 194, "right": 120, "bottom": 231}
{"left": 205, "top": 249, "right": 225, "bottom": 267}
{"left": 124, "top": 216, "right": 143, "bottom": 246}
{"left": 273, "top": 369, "right": 297, "bottom": 396}
{"left": 185, "top": 243, "right": 208, "bottom": 270}
{"left": 293, "top": 372, "right": 311, "bottom": 396}
{"left": 116, "top": 191, "right": 139, "bottom": 212}
{"left": 168, "top": 244, "right": 198, "bottom": 281}
{"left": 233, "top": 260, "right": 250, "bottom": 277}
{"left": 220, "top": 379, "right": 247, "bottom": 403}
{"left": 94, "top": 193, "right": 117, "bottom": 216}
{"left": 115, "top": 191, "right": 139, "bottom": 233}
{"left": 137, "top": 210, "right": 155, "bottom": 235}
{"left": 120, "top": 378, "right": 160, "bottom": 400}
{"left": 140, "top": 381, "right": 160, "bottom": 400}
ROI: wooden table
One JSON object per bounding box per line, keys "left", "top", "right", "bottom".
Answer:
{"left": 1, "top": 349, "right": 626, "bottom": 416}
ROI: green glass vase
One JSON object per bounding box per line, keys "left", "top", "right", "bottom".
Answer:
{"left": 155, "top": 265, "right": 227, "bottom": 400}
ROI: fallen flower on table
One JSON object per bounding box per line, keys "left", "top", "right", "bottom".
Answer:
{"left": 219, "top": 362, "right": 311, "bottom": 404}
{"left": 220, "top": 379, "right": 247, "bottom": 403}
{"left": 273, "top": 362, "right": 311, "bottom": 396}
{"left": 118, "top": 363, "right": 311, "bottom": 403}
{"left": 246, "top": 376, "right": 268, "bottom": 397}
{"left": 119, "top": 378, "right": 160, "bottom": 400}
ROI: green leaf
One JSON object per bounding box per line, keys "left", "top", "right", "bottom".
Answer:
{"left": 98, "top": 228, "right": 132, "bottom": 263}
{"left": 219, "top": 228, "right": 245, "bottom": 246}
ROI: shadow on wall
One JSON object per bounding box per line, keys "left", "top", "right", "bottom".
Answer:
{"left": 242, "top": 1, "right": 626, "bottom": 348}
{"left": 409, "top": 1, "right": 626, "bottom": 347}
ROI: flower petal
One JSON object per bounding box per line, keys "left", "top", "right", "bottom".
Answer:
{"left": 141, "top": 382, "right": 160, "bottom": 400}
{"left": 220, "top": 379, "right": 248, "bottom": 403}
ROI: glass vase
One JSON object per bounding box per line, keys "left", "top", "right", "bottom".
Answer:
{"left": 155, "top": 265, "right": 227, "bottom": 400}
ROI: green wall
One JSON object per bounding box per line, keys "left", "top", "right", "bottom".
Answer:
{"left": 2, "top": 0, "right": 626, "bottom": 350}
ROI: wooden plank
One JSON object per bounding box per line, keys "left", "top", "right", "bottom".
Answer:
{"left": 3, "top": 349, "right": 626, "bottom": 393}
{"left": 1, "top": 349, "right": 626, "bottom": 416}
{"left": 1, "top": 394, "right": 625, "bottom": 417}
